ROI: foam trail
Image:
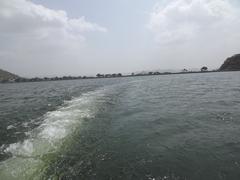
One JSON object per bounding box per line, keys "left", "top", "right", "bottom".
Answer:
{"left": 0, "top": 89, "right": 105, "bottom": 180}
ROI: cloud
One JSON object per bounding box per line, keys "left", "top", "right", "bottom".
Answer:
{"left": 0, "top": 0, "right": 107, "bottom": 77}
{"left": 145, "top": 0, "right": 240, "bottom": 70}
{"left": 0, "top": 0, "right": 106, "bottom": 36}
{"left": 148, "top": 0, "right": 239, "bottom": 44}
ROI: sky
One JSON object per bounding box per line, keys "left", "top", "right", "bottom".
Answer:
{"left": 0, "top": 0, "right": 240, "bottom": 77}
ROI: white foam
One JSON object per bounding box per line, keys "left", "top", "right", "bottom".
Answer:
{"left": 6, "top": 92, "right": 96, "bottom": 156}
{"left": 5, "top": 140, "right": 34, "bottom": 157}
{"left": 0, "top": 89, "right": 106, "bottom": 179}
{"left": 6, "top": 125, "right": 15, "bottom": 130}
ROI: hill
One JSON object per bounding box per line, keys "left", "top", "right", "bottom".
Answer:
{"left": 0, "top": 69, "right": 19, "bottom": 82}
{"left": 219, "top": 54, "right": 240, "bottom": 71}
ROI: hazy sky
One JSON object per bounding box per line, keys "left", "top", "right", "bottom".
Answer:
{"left": 0, "top": 0, "right": 240, "bottom": 77}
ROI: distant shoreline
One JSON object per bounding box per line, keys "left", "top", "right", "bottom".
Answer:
{"left": 0, "top": 70, "right": 232, "bottom": 84}
{"left": 2, "top": 53, "right": 240, "bottom": 84}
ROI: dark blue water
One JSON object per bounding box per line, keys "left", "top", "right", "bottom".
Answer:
{"left": 0, "top": 72, "right": 240, "bottom": 180}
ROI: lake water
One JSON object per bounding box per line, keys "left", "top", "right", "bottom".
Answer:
{"left": 0, "top": 72, "right": 240, "bottom": 180}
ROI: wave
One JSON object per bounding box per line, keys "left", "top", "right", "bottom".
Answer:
{"left": 0, "top": 88, "right": 107, "bottom": 180}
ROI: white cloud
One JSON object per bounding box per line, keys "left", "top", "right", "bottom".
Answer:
{"left": 0, "top": 0, "right": 106, "bottom": 36}
{"left": 148, "top": 0, "right": 239, "bottom": 44}
{"left": 0, "top": 0, "right": 107, "bottom": 77}
{"left": 146, "top": 0, "right": 240, "bottom": 70}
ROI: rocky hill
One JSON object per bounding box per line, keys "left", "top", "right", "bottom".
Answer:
{"left": 219, "top": 54, "right": 240, "bottom": 71}
{"left": 0, "top": 69, "right": 19, "bottom": 82}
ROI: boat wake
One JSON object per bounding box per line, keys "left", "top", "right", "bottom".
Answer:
{"left": 0, "top": 88, "right": 108, "bottom": 180}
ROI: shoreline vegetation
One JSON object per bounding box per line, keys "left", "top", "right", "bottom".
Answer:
{"left": 1, "top": 53, "right": 240, "bottom": 84}
{"left": 0, "top": 68, "right": 221, "bottom": 84}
